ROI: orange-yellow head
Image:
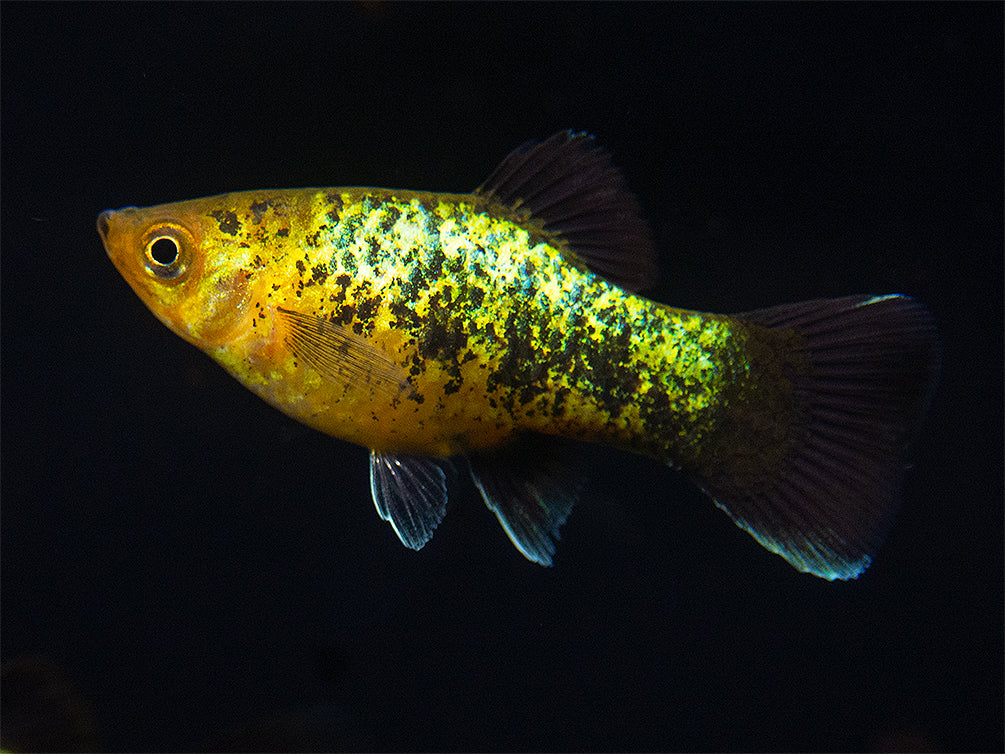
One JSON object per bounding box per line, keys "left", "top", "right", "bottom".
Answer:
{"left": 97, "top": 198, "right": 254, "bottom": 349}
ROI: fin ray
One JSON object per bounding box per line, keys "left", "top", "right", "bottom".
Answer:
{"left": 276, "top": 308, "right": 410, "bottom": 397}
{"left": 698, "top": 294, "right": 939, "bottom": 580}
{"left": 468, "top": 436, "right": 585, "bottom": 566}
{"left": 369, "top": 452, "right": 448, "bottom": 550}
{"left": 475, "top": 130, "right": 658, "bottom": 292}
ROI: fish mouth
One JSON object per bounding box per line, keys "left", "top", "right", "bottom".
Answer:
{"left": 96, "top": 209, "right": 112, "bottom": 244}
{"left": 96, "top": 207, "right": 142, "bottom": 272}
{"left": 96, "top": 207, "right": 147, "bottom": 293}
{"left": 96, "top": 208, "right": 127, "bottom": 263}
{"left": 96, "top": 207, "right": 139, "bottom": 249}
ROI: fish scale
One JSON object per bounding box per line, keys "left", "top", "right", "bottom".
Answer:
{"left": 174, "top": 187, "right": 738, "bottom": 460}
{"left": 98, "top": 131, "right": 939, "bottom": 577}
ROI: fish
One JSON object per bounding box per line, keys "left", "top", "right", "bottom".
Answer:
{"left": 97, "top": 131, "right": 939, "bottom": 580}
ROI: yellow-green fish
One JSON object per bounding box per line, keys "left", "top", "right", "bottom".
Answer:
{"left": 98, "top": 131, "right": 939, "bottom": 579}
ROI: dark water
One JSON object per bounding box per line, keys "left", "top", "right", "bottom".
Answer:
{"left": 2, "top": 3, "right": 1001, "bottom": 752}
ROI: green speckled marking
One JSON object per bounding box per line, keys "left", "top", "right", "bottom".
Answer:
{"left": 252, "top": 189, "right": 768, "bottom": 465}
{"left": 99, "top": 134, "right": 939, "bottom": 581}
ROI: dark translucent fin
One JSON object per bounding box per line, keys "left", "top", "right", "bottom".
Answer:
{"left": 467, "top": 435, "right": 585, "bottom": 566}
{"left": 706, "top": 295, "right": 940, "bottom": 580}
{"left": 475, "top": 130, "right": 659, "bottom": 292}
{"left": 276, "top": 308, "right": 411, "bottom": 397}
{"left": 369, "top": 451, "right": 448, "bottom": 550}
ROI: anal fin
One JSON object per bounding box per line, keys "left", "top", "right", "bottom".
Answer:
{"left": 468, "top": 435, "right": 585, "bottom": 566}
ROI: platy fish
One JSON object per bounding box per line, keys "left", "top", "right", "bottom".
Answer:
{"left": 98, "top": 131, "right": 939, "bottom": 580}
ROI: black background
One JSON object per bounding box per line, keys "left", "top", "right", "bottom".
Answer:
{"left": 2, "top": 3, "right": 1002, "bottom": 752}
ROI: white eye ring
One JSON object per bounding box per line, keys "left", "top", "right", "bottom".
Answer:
{"left": 142, "top": 225, "right": 193, "bottom": 282}
{"left": 146, "top": 235, "right": 180, "bottom": 267}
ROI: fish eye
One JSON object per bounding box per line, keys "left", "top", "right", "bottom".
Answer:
{"left": 142, "top": 224, "right": 194, "bottom": 282}
{"left": 148, "top": 236, "right": 179, "bottom": 266}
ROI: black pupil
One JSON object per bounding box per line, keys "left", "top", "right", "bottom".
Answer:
{"left": 150, "top": 237, "right": 179, "bottom": 266}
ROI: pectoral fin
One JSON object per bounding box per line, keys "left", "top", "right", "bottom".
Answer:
{"left": 276, "top": 308, "right": 410, "bottom": 397}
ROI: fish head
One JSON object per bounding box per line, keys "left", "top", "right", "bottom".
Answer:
{"left": 97, "top": 198, "right": 254, "bottom": 350}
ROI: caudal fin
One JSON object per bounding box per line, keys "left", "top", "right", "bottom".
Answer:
{"left": 700, "top": 295, "right": 940, "bottom": 580}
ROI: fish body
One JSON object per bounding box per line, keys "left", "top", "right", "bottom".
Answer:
{"left": 99, "top": 132, "right": 939, "bottom": 579}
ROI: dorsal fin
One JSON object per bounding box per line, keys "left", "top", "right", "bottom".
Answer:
{"left": 475, "top": 130, "right": 658, "bottom": 292}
